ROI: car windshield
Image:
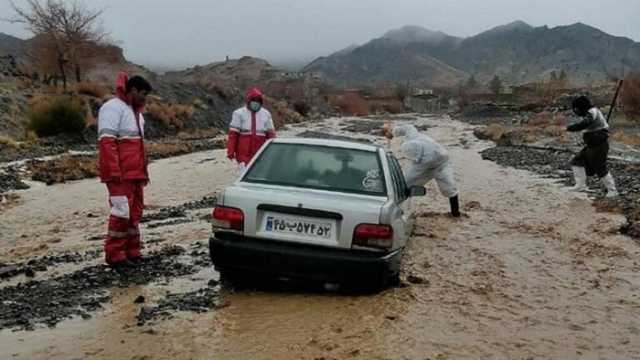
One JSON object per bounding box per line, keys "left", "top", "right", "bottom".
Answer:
{"left": 243, "top": 143, "right": 386, "bottom": 196}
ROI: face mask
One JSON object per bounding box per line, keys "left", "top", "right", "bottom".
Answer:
{"left": 249, "top": 101, "right": 262, "bottom": 112}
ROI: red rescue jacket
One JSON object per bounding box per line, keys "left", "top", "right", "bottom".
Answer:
{"left": 97, "top": 72, "right": 148, "bottom": 182}
{"left": 226, "top": 88, "right": 276, "bottom": 164}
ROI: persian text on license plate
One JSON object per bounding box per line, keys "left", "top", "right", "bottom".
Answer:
{"left": 265, "top": 216, "right": 332, "bottom": 238}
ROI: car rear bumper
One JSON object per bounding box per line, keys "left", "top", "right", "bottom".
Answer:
{"left": 209, "top": 232, "right": 402, "bottom": 286}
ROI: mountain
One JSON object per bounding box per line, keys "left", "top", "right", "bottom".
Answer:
{"left": 163, "top": 56, "right": 279, "bottom": 89}
{"left": 0, "top": 33, "right": 25, "bottom": 57}
{"left": 303, "top": 25, "right": 466, "bottom": 87}
{"left": 304, "top": 21, "right": 640, "bottom": 87}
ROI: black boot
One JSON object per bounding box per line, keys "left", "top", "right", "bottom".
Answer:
{"left": 449, "top": 195, "right": 460, "bottom": 218}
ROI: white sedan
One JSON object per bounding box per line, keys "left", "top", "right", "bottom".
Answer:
{"left": 209, "top": 137, "right": 425, "bottom": 290}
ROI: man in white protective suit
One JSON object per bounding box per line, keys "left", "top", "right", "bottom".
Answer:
{"left": 383, "top": 124, "right": 460, "bottom": 217}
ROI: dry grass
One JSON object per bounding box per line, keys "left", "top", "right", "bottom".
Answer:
{"left": 264, "top": 96, "right": 304, "bottom": 129}
{"left": 146, "top": 102, "right": 196, "bottom": 130}
{"left": 146, "top": 142, "right": 194, "bottom": 159}
{"left": 177, "top": 128, "right": 219, "bottom": 140}
{"left": 329, "top": 92, "right": 369, "bottom": 116}
{"left": 74, "top": 82, "right": 110, "bottom": 98}
{"left": 0, "top": 135, "right": 19, "bottom": 149}
{"left": 475, "top": 115, "right": 569, "bottom": 145}
{"left": 611, "top": 131, "right": 640, "bottom": 147}
{"left": 29, "top": 154, "right": 98, "bottom": 185}
{"left": 622, "top": 73, "right": 640, "bottom": 118}
{"left": 483, "top": 123, "right": 508, "bottom": 141}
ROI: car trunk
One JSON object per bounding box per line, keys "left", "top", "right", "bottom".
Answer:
{"left": 221, "top": 183, "right": 387, "bottom": 249}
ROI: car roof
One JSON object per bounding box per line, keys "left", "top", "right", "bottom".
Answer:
{"left": 271, "top": 137, "right": 382, "bottom": 152}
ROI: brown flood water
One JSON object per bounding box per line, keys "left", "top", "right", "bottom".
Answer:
{"left": 2, "top": 116, "right": 640, "bottom": 360}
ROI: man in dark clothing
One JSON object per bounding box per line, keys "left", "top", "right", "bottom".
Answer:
{"left": 567, "top": 96, "right": 618, "bottom": 198}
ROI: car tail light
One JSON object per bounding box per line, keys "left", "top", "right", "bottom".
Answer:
{"left": 353, "top": 224, "right": 393, "bottom": 250}
{"left": 212, "top": 206, "right": 244, "bottom": 231}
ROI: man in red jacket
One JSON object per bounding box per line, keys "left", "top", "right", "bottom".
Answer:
{"left": 227, "top": 87, "right": 276, "bottom": 171}
{"left": 98, "top": 73, "right": 152, "bottom": 268}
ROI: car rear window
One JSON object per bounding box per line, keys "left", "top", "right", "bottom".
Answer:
{"left": 243, "top": 143, "right": 386, "bottom": 196}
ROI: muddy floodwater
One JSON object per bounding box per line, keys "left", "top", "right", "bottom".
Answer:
{"left": 2, "top": 116, "right": 640, "bottom": 360}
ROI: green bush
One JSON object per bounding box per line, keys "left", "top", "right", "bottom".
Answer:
{"left": 28, "top": 96, "right": 86, "bottom": 137}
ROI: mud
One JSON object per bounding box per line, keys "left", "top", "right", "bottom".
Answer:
{"left": 296, "top": 130, "right": 372, "bottom": 143}
{"left": 341, "top": 119, "right": 385, "bottom": 134}
{"left": 481, "top": 145, "right": 640, "bottom": 239}
{"left": 141, "top": 196, "right": 216, "bottom": 223}
{"left": 0, "top": 244, "right": 215, "bottom": 331}
{"left": 2, "top": 116, "right": 640, "bottom": 360}
{"left": 0, "top": 249, "right": 101, "bottom": 282}
{"left": 136, "top": 285, "right": 221, "bottom": 326}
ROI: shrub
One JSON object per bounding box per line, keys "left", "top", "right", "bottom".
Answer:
{"left": 611, "top": 131, "right": 640, "bottom": 146}
{"left": 0, "top": 135, "right": 19, "bottom": 149}
{"left": 146, "top": 142, "right": 194, "bottom": 159}
{"left": 338, "top": 92, "right": 369, "bottom": 116}
{"left": 28, "top": 96, "right": 86, "bottom": 137}
{"left": 29, "top": 154, "right": 98, "bottom": 185}
{"left": 621, "top": 73, "right": 640, "bottom": 119}
{"left": 292, "top": 100, "right": 311, "bottom": 117}
{"left": 484, "top": 123, "right": 507, "bottom": 141}
{"left": 146, "top": 102, "right": 195, "bottom": 130}
{"left": 382, "top": 100, "right": 405, "bottom": 114}
{"left": 74, "top": 82, "right": 109, "bottom": 98}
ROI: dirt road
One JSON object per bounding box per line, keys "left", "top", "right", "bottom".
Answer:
{"left": 2, "top": 116, "right": 640, "bottom": 360}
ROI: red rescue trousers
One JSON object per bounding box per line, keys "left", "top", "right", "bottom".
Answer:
{"left": 104, "top": 181, "right": 145, "bottom": 264}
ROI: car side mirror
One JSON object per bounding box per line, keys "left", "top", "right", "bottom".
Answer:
{"left": 407, "top": 186, "right": 426, "bottom": 197}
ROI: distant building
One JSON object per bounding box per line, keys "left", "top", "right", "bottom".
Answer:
{"left": 412, "top": 88, "right": 434, "bottom": 96}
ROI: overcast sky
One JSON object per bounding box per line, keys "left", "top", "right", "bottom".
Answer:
{"left": 1, "top": 0, "right": 638, "bottom": 70}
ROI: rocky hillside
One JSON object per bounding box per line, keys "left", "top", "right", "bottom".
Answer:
{"left": 163, "top": 56, "right": 325, "bottom": 122}
{"left": 304, "top": 21, "right": 640, "bottom": 87}
{"left": 0, "top": 33, "right": 310, "bottom": 143}
{"left": 163, "top": 57, "right": 279, "bottom": 89}
{"left": 0, "top": 33, "right": 25, "bottom": 57}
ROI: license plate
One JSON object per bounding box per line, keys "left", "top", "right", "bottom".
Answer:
{"left": 265, "top": 215, "right": 333, "bottom": 239}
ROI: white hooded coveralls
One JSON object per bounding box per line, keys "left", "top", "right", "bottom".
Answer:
{"left": 393, "top": 125, "right": 458, "bottom": 198}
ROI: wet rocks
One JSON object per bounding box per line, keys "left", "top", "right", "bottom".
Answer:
{"left": 341, "top": 119, "right": 384, "bottom": 134}
{"left": 0, "top": 245, "right": 209, "bottom": 331}
{"left": 296, "top": 130, "right": 372, "bottom": 144}
{"left": 136, "top": 286, "right": 221, "bottom": 326}
{"left": 0, "top": 265, "right": 19, "bottom": 279}
{"left": 27, "top": 154, "right": 98, "bottom": 185}
{"left": 460, "top": 103, "right": 517, "bottom": 120}
{"left": 0, "top": 166, "right": 29, "bottom": 194}
{"left": 0, "top": 251, "right": 100, "bottom": 282}
{"left": 407, "top": 274, "right": 428, "bottom": 285}
{"left": 141, "top": 196, "right": 216, "bottom": 224}
{"left": 141, "top": 207, "right": 187, "bottom": 223}
{"left": 147, "top": 218, "right": 194, "bottom": 229}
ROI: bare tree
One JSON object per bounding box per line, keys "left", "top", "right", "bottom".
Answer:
{"left": 466, "top": 75, "right": 478, "bottom": 89}
{"left": 489, "top": 75, "right": 503, "bottom": 95}
{"left": 5, "top": 0, "right": 106, "bottom": 90}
